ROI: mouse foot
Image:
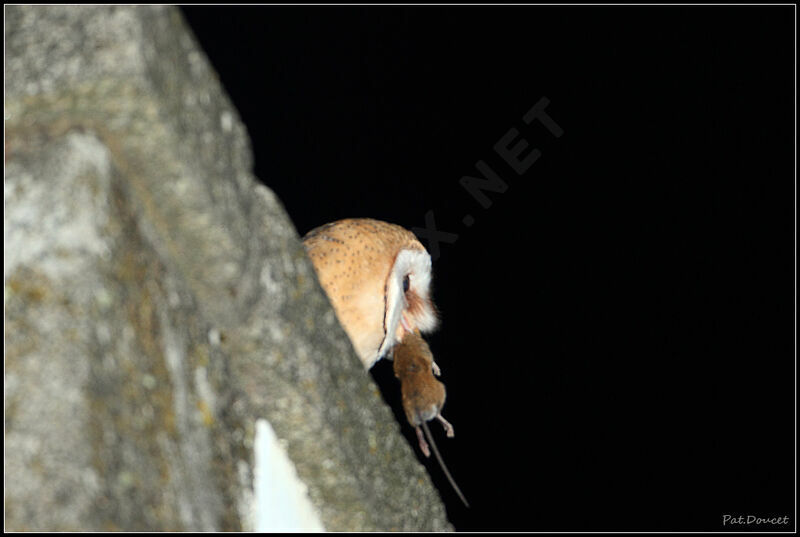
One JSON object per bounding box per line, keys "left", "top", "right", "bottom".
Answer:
{"left": 432, "top": 361, "right": 441, "bottom": 376}
{"left": 415, "top": 426, "right": 431, "bottom": 457}
{"left": 436, "top": 414, "right": 455, "bottom": 437}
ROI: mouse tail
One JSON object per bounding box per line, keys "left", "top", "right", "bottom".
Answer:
{"left": 420, "top": 420, "right": 470, "bottom": 508}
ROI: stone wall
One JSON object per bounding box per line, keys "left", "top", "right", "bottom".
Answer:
{"left": 4, "top": 5, "right": 451, "bottom": 531}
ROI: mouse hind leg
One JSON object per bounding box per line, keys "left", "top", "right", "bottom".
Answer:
{"left": 415, "top": 425, "right": 431, "bottom": 457}
{"left": 436, "top": 414, "right": 454, "bottom": 437}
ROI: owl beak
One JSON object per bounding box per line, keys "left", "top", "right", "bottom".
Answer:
{"left": 401, "top": 311, "right": 413, "bottom": 335}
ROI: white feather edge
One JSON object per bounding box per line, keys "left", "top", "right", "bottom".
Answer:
{"left": 376, "top": 249, "right": 437, "bottom": 361}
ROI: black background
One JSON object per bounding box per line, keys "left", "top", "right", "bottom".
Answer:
{"left": 182, "top": 6, "right": 794, "bottom": 532}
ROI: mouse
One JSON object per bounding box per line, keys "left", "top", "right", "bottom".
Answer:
{"left": 392, "top": 331, "right": 469, "bottom": 508}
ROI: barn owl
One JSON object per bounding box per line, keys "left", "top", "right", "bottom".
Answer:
{"left": 303, "top": 218, "right": 439, "bottom": 370}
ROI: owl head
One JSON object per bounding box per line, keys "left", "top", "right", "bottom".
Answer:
{"left": 303, "top": 218, "right": 439, "bottom": 369}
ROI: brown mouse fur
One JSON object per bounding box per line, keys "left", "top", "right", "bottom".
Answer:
{"left": 392, "top": 331, "right": 468, "bottom": 507}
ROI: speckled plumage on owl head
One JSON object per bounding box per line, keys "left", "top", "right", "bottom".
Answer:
{"left": 302, "top": 218, "right": 439, "bottom": 370}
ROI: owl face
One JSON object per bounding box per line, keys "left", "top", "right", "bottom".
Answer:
{"left": 303, "top": 218, "right": 438, "bottom": 369}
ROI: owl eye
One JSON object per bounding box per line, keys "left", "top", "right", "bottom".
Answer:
{"left": 403, "top": 274, "right": 410, "bottom": 293}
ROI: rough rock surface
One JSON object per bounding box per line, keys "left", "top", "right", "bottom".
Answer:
{"left": 4, "top": 5, "right": 452, "bottom": 531}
